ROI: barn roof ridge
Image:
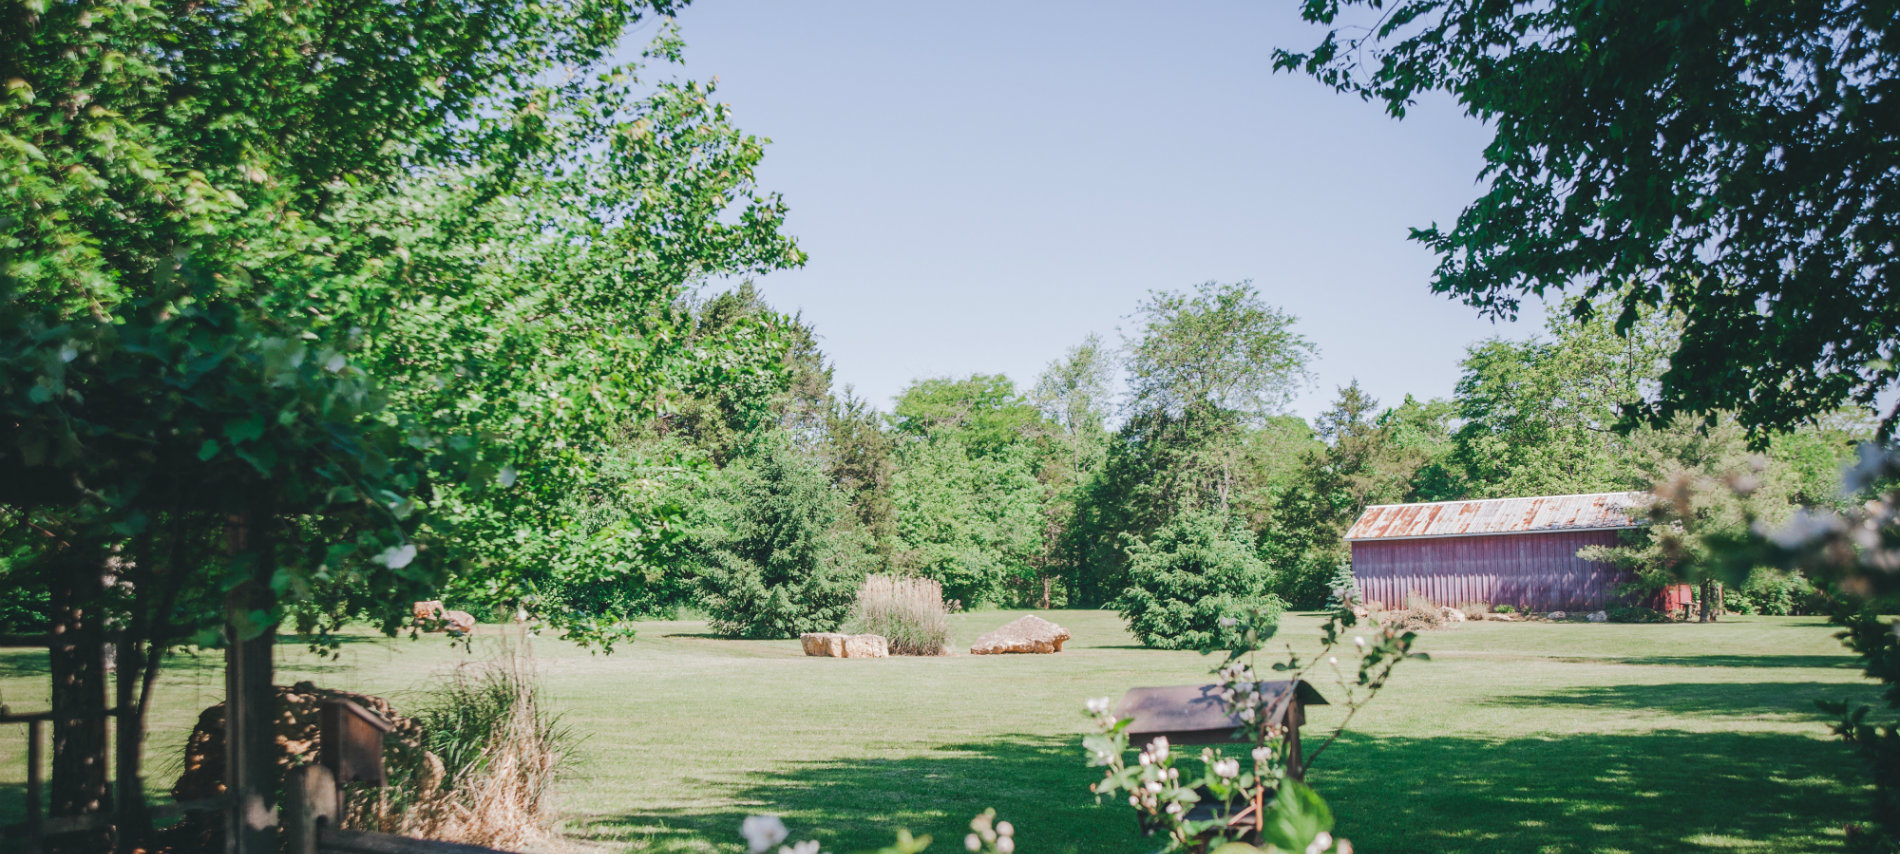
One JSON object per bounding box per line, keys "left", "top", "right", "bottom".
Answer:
{"left": 1345, "top": 490, "right": 1652, "bottom": 542}
{"left": 1356, "top": 490, "right": 1647, "bottom": 512}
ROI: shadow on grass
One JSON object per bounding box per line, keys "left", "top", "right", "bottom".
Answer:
{"left": 579, "top": 729, "right": 1865, "bottom": 854}
{"left": 579, "top": 736, "right": 1122, "bottom": 854}
{"left": 1482, "top": 681, "right": 1875, "bottom": 721}
{"left": 1611, "top": 654, "right": 1862, "bottom": 669}
{"left": 1319, "top": 730, "right": 1865, "bottom": 854}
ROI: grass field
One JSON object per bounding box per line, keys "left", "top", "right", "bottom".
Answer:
{"left": 0, "top": 610, "right": 1879, "bottom": 854}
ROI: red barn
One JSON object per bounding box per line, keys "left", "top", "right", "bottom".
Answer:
{"left": 1345, "top": 492, "right": 1650, "bottom": 612}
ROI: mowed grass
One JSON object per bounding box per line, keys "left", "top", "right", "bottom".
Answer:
{"left": 0, "top": 611, "right": 1879, "bottom": 854}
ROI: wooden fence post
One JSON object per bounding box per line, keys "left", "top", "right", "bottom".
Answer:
{"left": 284, "top": 764, "right": 339, "bottom": 854}
{"left": 224, "top": 511, "right": 278, "bottom": 854}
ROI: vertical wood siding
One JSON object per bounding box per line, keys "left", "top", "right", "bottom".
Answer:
{"left": 1350, "top": 530, "right": 1629, "bottom": 611}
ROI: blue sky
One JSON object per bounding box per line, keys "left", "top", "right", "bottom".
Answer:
{"left": 658, "top": 1, "right": 1547, "bottom": 421}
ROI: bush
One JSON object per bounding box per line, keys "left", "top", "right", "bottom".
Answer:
{"left": 1115, "top": 510, "right": 1283, "bottom": 650}
{"left": 1727, "top": 568, "right": 1822, "bottom": 616}
{"left": 695, "top": 434, "right": 870, "bottom": 638}
{"left": 1493, "top": 604, "right": 1516, "bottom": 614}
{"left": 847, "top": 574, "right": 950, "bottom": 655}
{"left": 1382, "top": 596, "right": 1450, "bottom": 633}
{"left": 1606, "top": 605, "right": 1672, "bottom": 623}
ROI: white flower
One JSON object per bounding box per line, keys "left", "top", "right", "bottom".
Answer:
{"left": 1353, "top": 636, "right": 1367, "bottom": 650}
{"left": 1238, "top": 706, "right": 1256, "bottom": 723}
{"left": 1165, "top": 802, "right": 1183, "bottom": 815}
{"left": 1252, "top": 745, "right": 1273, "bottom": 764}
{"left": 780, "top": 842, "right": 821, "bottom": 854}
{"left": 1327, "top": 655, "right": 1338, "bottom": 665}
{"left": 1218, "top": 616, "right": 1238, "bottom": 627}
{"left": 965, "top": 834, "right": 981, "bottom": 852}
{"left": 1306, "top": 831, "right": 1334, "bottom": 854}
{"left": 1085, "top": 697, "right": 1112, "bottom": 716}
{"left": 1145, "top": 780, "right": 1163, "bottom": 793}
{"left": 1212, "top": 758, "right": 1240, "bottom": 779}
{"left": 996, "top": 837, "right": 1014, "bottom": 854}
{"left": 1148, "top": 735, "right": 1170, "bottom": 761}
{"left": 996, "top": 821, "right": 1013, "bottom": 838}
{"left": 1844, "top": 443, "right": 1898, "bottom": 494}
{"left": 741, "top": 815, "right": 789, "bottom": 854}
{"left": 1334, "top": 841, "right": 1353, "bottom": 854}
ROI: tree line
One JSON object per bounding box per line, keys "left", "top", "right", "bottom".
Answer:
{"left": 542, "top": 279, "right": 1870, "bottom": 646}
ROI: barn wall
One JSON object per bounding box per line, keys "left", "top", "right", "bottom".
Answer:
{"left": 1350, "top": 530, "right": 1630, "bottom": 611}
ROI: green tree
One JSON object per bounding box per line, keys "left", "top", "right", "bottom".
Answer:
{"left": 693, "top": 433, "right": 869, "bottom": 639}
{"left": 1448, "top": 298, "right": 1678, "bottom": 496}
{"left": 0, "top": 0, "right": 800, "bottom": 835}
{"left": 892, "top": 374, "right": 1045, "bottom": 457}
{"left": 1122, "top": 281, "right": 1317, "bottom": 513}
{"left": 1116, "top": 509, "right": 1282, "bottom": 650}
{"left": 1275, "top": 1, "right": 1900, "bottom": 438}
{"left": 1031, "top": 336, "right": 1115, "bottom": 607}
{"left": 890, "top": 435, "right": 1043, "bottom": 607}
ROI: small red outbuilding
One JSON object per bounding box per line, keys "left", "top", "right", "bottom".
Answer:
{"left": 1345, "top": 492, "right": 1650, "bottom": 612}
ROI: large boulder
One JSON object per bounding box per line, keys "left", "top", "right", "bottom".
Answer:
{"left": 970, "top": 615, "right": 1070, "bottom": 655}
{"left": 1587, "top": 610, "right": 1609, "bottom": 623}
{"left": 799, "top": 632, "right": 889, "bottom": 658}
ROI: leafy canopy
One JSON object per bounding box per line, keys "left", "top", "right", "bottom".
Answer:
{"left": 1275, "top": 1, "right": 1900, "bottom": 437}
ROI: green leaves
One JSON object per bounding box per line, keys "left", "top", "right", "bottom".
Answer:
{"left": 1276, "top": 0, "right": 1900, "bottom": 439}
{"left": 1254, "top": 782, "right": 1335, "bottom": 854}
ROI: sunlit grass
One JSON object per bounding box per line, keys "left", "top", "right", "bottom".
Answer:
{"left": 0, "top": 611, "right": 1876, "bottom": 853}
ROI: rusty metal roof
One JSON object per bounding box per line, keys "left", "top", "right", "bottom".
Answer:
{"left": 1345, "top": 491, "right": 1650, "bottom": 541}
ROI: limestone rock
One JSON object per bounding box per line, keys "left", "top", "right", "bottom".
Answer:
{"left": 799, "top": 633, "right": 889, "bottom": 658}
{"left": 1587, "top": 610, "right": 1609, "bottom": 623}
{"left": 1547, "top": 610, "right": 1568, "bottom": 620}
{"left": 970, "top": 615, "right": 1070, "bottom": 655}
{"left": 1479, "top": 612, "right": 1520, "bottom": 622}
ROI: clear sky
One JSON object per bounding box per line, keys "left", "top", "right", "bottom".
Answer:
{"left": 657, "top": 1, "right": 1547, "bottom": 422}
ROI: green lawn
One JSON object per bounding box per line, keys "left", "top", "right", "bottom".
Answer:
{"left": 0, "top": 611, "right": 1878, "bottom": 853}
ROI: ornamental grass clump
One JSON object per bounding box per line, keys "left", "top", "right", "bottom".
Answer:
{"left": 847, "top": 574, "right": 951, "bottom": 656}
{"left": 370, "top": 640, "right": 572, "bottom": 850}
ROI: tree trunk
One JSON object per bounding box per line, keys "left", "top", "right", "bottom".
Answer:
{"left": 46, "top": 550, "right": 110, "bottom": 820}
{"left": 224, "top": 512, "right": 278, "bottom": 854}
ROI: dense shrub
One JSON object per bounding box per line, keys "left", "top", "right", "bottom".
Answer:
{"left": 1606, "top": 605, "right": 1672, "bottom": 623}
{"left": 1115, "top": 510, "right": 1282, "bottom": 650}
{"left": 1382, "top": 596, "right": 1450, "bottom": 632}
{"left": 1726, "top": 568, "right": 1822, "bottom": 615}
{"left": 846, "top": 574, "right": 950, "bottom": 655}
{"left": 696, "top": 434, "right": 871, "bottom": 638}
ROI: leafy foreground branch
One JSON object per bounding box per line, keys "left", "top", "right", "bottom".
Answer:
{"left": 735, "top": 599, "right": 1422, "bottom": 854}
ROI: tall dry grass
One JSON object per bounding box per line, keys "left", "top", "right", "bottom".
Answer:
{"left": 847, "top": 574, "right": 951, "bottom": 655}
{"left": 359, "top": 636, "right": 571, "bottom": 851}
